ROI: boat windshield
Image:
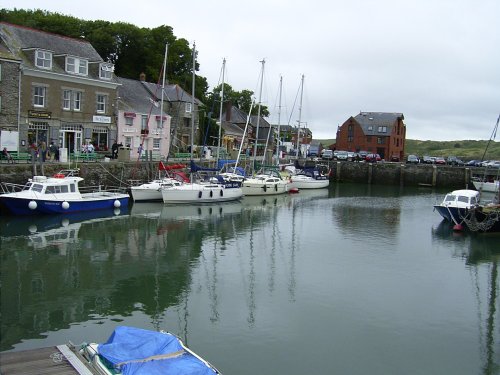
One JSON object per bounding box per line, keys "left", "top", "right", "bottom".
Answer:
{"left": 31, "top": 184, "right": 43, "bottom": 193}
{"left": 45, "top": 185, "right": 69, "bottom": 194}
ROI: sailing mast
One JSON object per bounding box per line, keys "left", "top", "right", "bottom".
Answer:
{"left": 217, "top": 58, "right": 226, "bottom": 164}
{"left": 252, "top": 59, "right": 265, "bottom": 170}
{"left": 190, "top": 42, "right": 196, "bottom": 182}
{"left": 295, "top": 74, "right": 304, "bottom": 160}
{"left": 275, "top": 76, "right": 283, "bottom": 166}
{"left": 160, "top": 44, "right": 168, "bottom": 155}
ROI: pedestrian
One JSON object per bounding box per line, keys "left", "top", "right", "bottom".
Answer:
{"left": 2, "top": 147, "right": 14, "bottom": 163}
{"left": 111, "top": 141, "right": 119, "bottom": 159}
{"left": 137, "top": 143, "right": 144, "bottom": 159}
{"left": 40, "top": 141, "right": 47, "bottom": 162}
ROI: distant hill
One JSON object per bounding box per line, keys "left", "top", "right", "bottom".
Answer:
{"left": 315, "top": 139, "right": 500, "bottom": 160}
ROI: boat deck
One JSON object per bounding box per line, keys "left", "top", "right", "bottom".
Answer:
{"left": 0, "top": 345, "right": 96, "bottom": 375}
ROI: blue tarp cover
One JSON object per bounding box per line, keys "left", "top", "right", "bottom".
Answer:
{"left": 98, "top": 326, "right": 217, "bottom": 375}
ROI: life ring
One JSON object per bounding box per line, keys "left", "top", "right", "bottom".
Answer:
{"left": 53, "top": 173, "right": 65, "bottom": 178}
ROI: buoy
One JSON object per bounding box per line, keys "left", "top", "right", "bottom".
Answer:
{"left": 113, "top": 200, "right": 121, "bottom": 208}
{"left": 275, "top": 184, "right": 278, "bottom": 192}
{"left": 263, "top": 185, "right": 267, "bottom": 192}
{"left": 62, "top": 201, "right": 70, "bottom": 210}
{"left": 220, "top": 190, "right": 223, "bottom": 197}
{"left": 210, "top": 190, "right": 213, "bottom": 198}
{"left": 28, "top": 200, "right": 37, "bottom": 210}
{"left": 453, "top": 223, "right": 464, "bottom": 231}
{"left": 198, "top": 191, "right": 202, "bottom": 198}
{"left": 114, "top": 208, "right": 121, "bottom": 215}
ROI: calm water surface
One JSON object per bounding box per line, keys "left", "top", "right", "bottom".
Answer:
{"left": 0, "top": 183, "right": 498, "bottom": 375}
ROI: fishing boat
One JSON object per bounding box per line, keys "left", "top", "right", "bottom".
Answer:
{"left": 130, "top": 162, "right": 188, "bottom": 202}
{"left": 79, "top": 325, "right": 220, "bottom": 374}
{"left": 433, "top": 189, "right": 480, "bottom": 225}
{"left": 0, "top": 169, "right": 129, "bottom": 215}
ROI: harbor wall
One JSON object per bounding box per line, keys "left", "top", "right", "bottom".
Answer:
{"left": 0, "top": 160, "right": 478, "bottom": 190}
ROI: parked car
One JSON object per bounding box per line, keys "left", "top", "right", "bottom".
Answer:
{"left": 422, "top": 155, "right": 434, "bottom": 164}
{"left": 322, "top": 149, "right": 333, "bottom": 160}
{"left": 446, "top": 156, "right": 464, "bottom": 166}
{"left": 390, "top": 155, "right": 400, "bottom": 162}
{"left": 347, "top": 151, "right": 355, "bottom": 161}
{"left": 358, "top": 150, "right": 368, "bottom": 159}
{"left": 466, "top": 159, "right": 482, "bottom": 167}
{"left": 365, "top": 153, "right": 381, "bottom": 162}
{"left": 336, "top": 150, "right": 349, "bottom": 161}
{"left": 406, "top": 155, "right": 420, "bottom": 164}
{"left": 484, "top": 160, "right": 500, "bottom": 168}
{"left": 434, "top": 157, "right": 446, "bottom": 165}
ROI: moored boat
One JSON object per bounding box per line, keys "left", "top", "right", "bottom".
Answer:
{"left": 0, "top": 169, "right": 129, "bottom": 215}
{"left": 241, "top": 168, "right": 291, "bottom": 196}
{"left": 79, "top": 325, "right": 220, "bottom": 374}
{"left": 433, "top": 189, "right": 480, "bottom": 225}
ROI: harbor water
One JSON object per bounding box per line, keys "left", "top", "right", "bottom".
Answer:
{"left": 0, "top": 183, "right": 498, "bottom": 375}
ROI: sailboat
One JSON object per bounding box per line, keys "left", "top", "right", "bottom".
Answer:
{"left": 240, "top": 60, "right": 291, "bottom": 196}
{"left": 286, "top": 75, "right": 330, "bottom": 190}
{"left": 161, "top": 46, "right": 243, "bottom": 204}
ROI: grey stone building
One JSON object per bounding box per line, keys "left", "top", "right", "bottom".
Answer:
{"left": 0, "top": 45, "right": 21, "bottom": 150}
{"left": 0, "top": 22, "right": 120, "bottom": 157}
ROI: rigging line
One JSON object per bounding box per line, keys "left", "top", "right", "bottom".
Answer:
{"left": 286, "top": 80, "right": 301, "bottom": 126}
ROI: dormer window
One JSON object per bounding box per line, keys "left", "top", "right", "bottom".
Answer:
{"left": 66, "top": 56, "right": 88, "bottom": 76}
{"left": 35, "top": 50, "right": 52, "bottom": 69}
{"left": 100, "top": 63, "right": 114, "bottom": 80}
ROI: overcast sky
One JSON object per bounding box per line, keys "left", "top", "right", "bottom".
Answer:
{"left": 3, "top": 0, "right": 500, "bottom": 141}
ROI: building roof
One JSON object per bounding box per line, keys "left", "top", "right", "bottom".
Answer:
{"left": 117, "top": 76, "right": 168, "bottom": 116}
{"left": 140, "top": 80, "right": 203, "bottom": 106}
{"left": 0, "top": 22, "right": 103, "bottom": 64}
{"left": 353, "top": 112, "right": 404, "bottom": 135}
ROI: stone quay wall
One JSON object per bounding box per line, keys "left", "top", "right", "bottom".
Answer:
{"left": 0, "top": 160, "right": 479, "bottom": 190}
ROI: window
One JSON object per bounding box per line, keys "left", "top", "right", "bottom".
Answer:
{"left": 366, "top": 136, "right": 372, "bottom": 143}
{"left": 74, "top": 91, "right": 82, "bottom": 111}
{"left": 125, "top": 117, "right": 133, "bottom": 126}
{"left": 63, "top": 90, "right": 71, "bottom": 110}
{"left": 377, "top": 137, "right": 385, "bottom": 144}
{"left": 186, "top": 102, "right": 192, "bottom": 113}
{"left": 35, "top": 50, "right": 52, "bottom": 69}
{"left": 34, "top": 86, "right": 46, "bottom": 107}
{"left": 367, "top": 125, "right": 373, "bottom": 131}
{"left": 63, "top": 90, "right": 82, "bottom": 111}
{"left": 100, "top": 63, "right": 113, "bottom": 80}
{"left": 96, "top": 94, "right": 107, "bottom": 113}
{"left": 66, "top": 56, "right": 88, "bottom": 75}
{"left": 377, "top": 126, "right": 387, "bottom": 133}
{"left": 153, "top": 138, "right": 161, "bottom": 149}
{"left": 348, "top": 136, "right": 353, "bottom": 142}
{"left": 141, "top": 115, "right": 148, "bottom": 130}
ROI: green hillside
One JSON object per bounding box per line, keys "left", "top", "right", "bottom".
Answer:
{"left": 315, "top": 139, "right": 500, "bottom": 160}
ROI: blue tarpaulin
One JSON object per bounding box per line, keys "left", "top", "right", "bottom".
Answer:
{"left": 98, "top": 326, "right": 218, "bottom": 375}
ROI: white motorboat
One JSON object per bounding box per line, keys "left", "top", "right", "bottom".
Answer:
{"left": 241, "top": 168, "right": 291, "bottom": 196}
{"left": 161, "top": 181, "right": 243, "bottom": 204}
{"left": 130, "top": 162, "right": 188, "bottom": 202}
{"left": 433, "top": 189, "right": 480, "bottom": 224}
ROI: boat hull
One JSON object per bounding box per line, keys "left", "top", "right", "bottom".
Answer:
{"left": 241, "top": 181, "right": 289, "bottom": 196}
{"left": 0, "top": 194, "right": 129, "bottom": 215}
{"left": 290, "top": 177, "right": 329, "bottom": 189}
{"left": 433, "top": 205, "right": 468, "bottom": 223}
{"left": 472, "top": 180, "right": 499, "bottom": 193}
{"left": 162, "top": 183, "right": 243, "bottom": 204}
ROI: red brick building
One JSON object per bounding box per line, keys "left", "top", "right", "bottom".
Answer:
{"left": 335, "top": 112, "right": 406, "bottom": 161}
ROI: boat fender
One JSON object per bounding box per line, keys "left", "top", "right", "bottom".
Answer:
{"left": 198, "top": 191, "right": 202, "bottom": 199}
{"left": 210, "top": 190, "right": 213, "bottom": 198}
{"left": 28, "top": 200, "right": 37, "bottom": 210}
{"left": 263, "top": 185, "right": 267, "bottom": 192}
{"left": 62, "top": 201, "right": 70, "bottom": 210}
{"left": 220, "top": 190, "right": 223, "bottom": 197}
{"left": 275, "top": 184, "right": 278, "bottom": 192}
{"left": 114, "top": 200, "right": 121, "bottom": 208}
